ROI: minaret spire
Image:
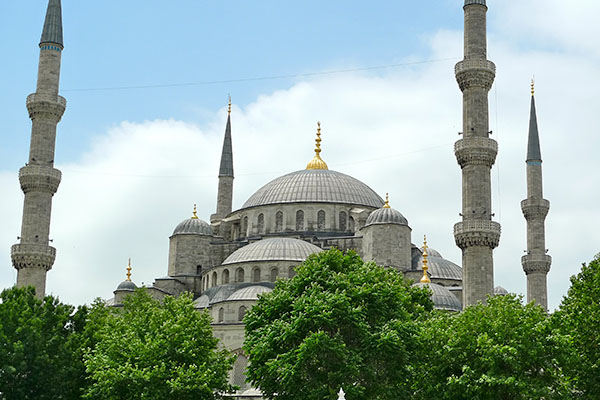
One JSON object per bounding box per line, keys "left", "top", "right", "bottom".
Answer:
{"left": 521, "top": 83, "right": 551, "bottom": 311}
{"left": 12, "top": 0, "right": 66, "bottom": 298}
{"left": 212, "top": 97, "right": 235, "bottom": 235}
{"left": 454, "top": 0, "right": 500, "bottom": 306}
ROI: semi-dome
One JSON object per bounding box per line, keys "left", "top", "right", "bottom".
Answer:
{"left": 415, "top": 248, "right": 462, "bottom": 281}
{"left": 414, "top": 282, "right": 462, "bottom": 312}
{"left": 240, "top": 169, "right": 384, "bottom": 210}
{"left": 223, "top": 237, "right": 322, "bottom": 265}
{"left": 194, "top": 295, "right": 210, "bottom": 309}
{"left": 228, "top": 285, "right": 273, "bottom": 301}
{"left": 364, "top": 206, "right": 408, "bottom": 227}
{"left": 494, "top": 286, "right": 509, "bottom": 295}
{"left": 172, "top": 217, "right": 211, "bottom": 236}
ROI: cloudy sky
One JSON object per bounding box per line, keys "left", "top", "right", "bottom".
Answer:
{"left": 1, "top": 1, "right": 598, "bottom": 310}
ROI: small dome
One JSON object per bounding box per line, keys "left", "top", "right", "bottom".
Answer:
{"left": 228, "top": 285, "right": 273, "bottom": 301}
{"left": 413, "top": 282, "right": 462, "bottom": 312}
{"left": 223, "top": 237, "right": 322, "bottom": 265}
{"left": 172, "top": 217, "right": 212, "bottom": 236}
{"left": 494, "top": 286, "right": 509, "bottom": 295}
{"left": 420, "top": 246, "right": 442, "bottom": 258}
{"left": 194, "top": 295, "right": 210, "bottom": 309}
{"left": 415, "top": 248, "right": 462, "bottom": 281}
{"left": 116, "top": 280, "right": 137, "bottom": 291}
{"left": 364, "top": 206, "right": 408, "bottom": 227}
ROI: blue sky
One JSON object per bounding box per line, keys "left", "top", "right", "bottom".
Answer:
{"left": 1, "top": 1, "right": 599, "bottom": 309}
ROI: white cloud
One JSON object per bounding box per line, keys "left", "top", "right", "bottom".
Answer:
{"left": 1, "top": 2, "right": 598, "bottom": 311}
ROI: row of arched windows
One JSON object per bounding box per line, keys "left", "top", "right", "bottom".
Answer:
{"left": 202, "top": 266, "right": 296, "bottom": 290}
{"left": 217, "top": 305, "right": 247, "bottom": 323}
{"left": 240, "top": 210, "right": 354, "bottom": 236}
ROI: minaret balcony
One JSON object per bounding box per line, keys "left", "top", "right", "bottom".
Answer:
{"left": 455, "top": 59, "right": 496, "bottom": 91}
{"left": 521, "top": 254, "right": 552, "bottom": 274}
{"left": 520, "top": 198, "right": 550, "bottom": 220}
{"left": 454, "top": 137, "right": 498, "bottom": 168}
{"left": 11, "top": 243, "right": 56, "bottom": 271}
{"left": 26, "top": 93, "right": 66, "bottom": 121}
{"left": 19, "top": 165, "right": 62, "bottom": 194}
{"left": 454, "top": 220, "right": 501, "bottom": 249}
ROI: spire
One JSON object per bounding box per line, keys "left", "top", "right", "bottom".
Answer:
{"left": 527, "top": 80, "right": 542, "bottom": 163}
{"left": 306, "top": 121, "right": 329, "bottom": 170}
{"left": 191, "top": 204, "right": 199, "bottom": 219}
{"left": 383, "top": 193, "right": 391, "bottom": 208}
{"left": 40, "top": 0, "right": 63, "bottom": 47}
{"left": 420, "top": 236, "right": 431, "bottom": 284}
{"left": 219, "top": 97, "right": 234, "bottom": 177}
{"left": 126, "top": 258, "right": 132, "bottom": 281}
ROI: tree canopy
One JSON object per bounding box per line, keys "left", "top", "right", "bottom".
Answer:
{"left": 83, "top": 289, "right": 235, "bottom": 400}
{"left": 414, "top": 294, "right": 571, "bottom": 400}
{"left": 243, "top": 249, "right": 433, "bottom": 400}
{"left": 0, "top": 286, "right": 87, "bottom": 400}
{"left": 553, "top": 254, "right": 600, "bottom": 397}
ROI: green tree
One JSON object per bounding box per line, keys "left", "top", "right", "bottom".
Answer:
{"left": 415, "top": 294, "right": 571, "bottom": 400}
{"left": 243, "top": 249, "right": 433, "bottom": 400}
{"left": 553, "top": 254, "right": 600, "bottom": 397}
{"left": 0, "top": 286, "right": 87, "bottom": 399}
{"left": 83, "top": 289, "right": 235, "bottom": 400}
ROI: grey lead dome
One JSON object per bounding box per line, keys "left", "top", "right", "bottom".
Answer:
{"left": 364, "top": 206, "right": 408, "bottom": 227}
{"left": 172, "top": 218, "right": 212, "bottom": 236}
{"left": 241, "top": 169, "right": 384, "bottom": 210}
{"left": 414, "top": 282, "right": 462, "bottom": 312}
{"left": 223, "top": 237, "right": 322, "bottom": 265}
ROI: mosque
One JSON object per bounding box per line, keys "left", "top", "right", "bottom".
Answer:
{"left": 10, "top": 1, "right": 552, "bottom": 398}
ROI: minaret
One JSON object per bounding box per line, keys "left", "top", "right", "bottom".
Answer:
{"left": 521, "top": 81, "right": 551, "bottom": 311}
{"left": 11, "top": 0, "right": 65, "bottom": 298}
{"left": 213, "top": 97, "right": 234, "bottom": 221}
{"left": 453, "top": 0, "right": 501, "bottom": 306}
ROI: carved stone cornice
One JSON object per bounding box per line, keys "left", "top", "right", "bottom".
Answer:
{"left": 454, "top": 137, "right": 498, "bottom": 168}
{"left": 19, "top": 165, "right": 61, "bottom": 194}
{"left": 26, "top": 93, "right": 66, "bottom": 123}
{"left": 455, "top": 59, "right": 496, "bottom": 91}
{"left": 521, "top": 254, "right": 551, "bottom": 274}
{"left": 11, "top": 243, "right": 56, "bottom": 271}
{"left": 454, "top": 220, "right": 501, "bottom": 249}
{"left": 521, "top": 198, "right": 550, "bottom": 220}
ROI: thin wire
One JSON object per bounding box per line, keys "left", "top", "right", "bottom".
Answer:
{"left": 494, "top": 80, "right": 502, "bottom": 223}
{"left": 62, "top": 58, "right": 456, "bottom": 93}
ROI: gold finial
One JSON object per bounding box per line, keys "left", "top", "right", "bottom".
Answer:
{"left": 228, "top": 95, "right": 232, "bottom": 115}
{"left": 191, "top": 204, "right": 199, "bottom": 219}
{"left": 420, "top": 235, "right": 431, "bottom": 283}
{"left": 306, "top": 121, "right": 329, "bottom": 170}
{"left": 383, "top": 193, "right": 391, "bottom": 208}
{"left": 126, "top": 258, "right": 132, "bottom": 282}
{"left": 531, "top": 77, "right": 535, "bottom": 96}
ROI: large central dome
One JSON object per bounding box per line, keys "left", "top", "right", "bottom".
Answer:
{"left": 241, "top": 169, "right": 384, "bottom": 210}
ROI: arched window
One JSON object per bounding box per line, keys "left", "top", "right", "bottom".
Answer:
{"left": 252, "top": 268, "right": 261, "bottom": 282}
{"left": 218, "top": 307, "right": 224, "bottom": 323}
{"left": 196, "top": 265, "right": 202, "bottom": 275}
{"left": 317, "top": 210, "right": 326, "bottom": 230}
{"left": 288, "top": 266, "right": 296, "bottom": 278}
{"left": 222, "top": 269, "right": 230, "bottom": 284}
{"left": 212, "top": 271, "right": 217, "bottom": 287}
{"left": 275, "top": 211, "right": 283, "bottom": 232}
{"left": 349, "top": 216, "right": 355, "bottom": 232}
{"left": 232, "top": 353, "right": 249, "bottom": 389}
{"left": 238, "top": 306, "right": 247, "bottom": 322}
{"left": 242, "top": 216, "right": 248, "bottom": 237}
{"left": 296, "top": 210, "right": 304, "bottom": 231}
{"left": 237, "top": 268, "right": 245, "bottom": 283}
{"left": 270, "top": 267, "right": 279, "bottom": 282}
{"left": 339, "top": 211, "right": 347, "bottom": 231}
{"left": 257, "top": 213, "right": 265, "bottom": 234}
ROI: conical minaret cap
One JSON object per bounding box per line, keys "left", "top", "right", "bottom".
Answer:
{"left": 526, "top": 81, "right": 542, "bottom": 163}
{"left": 219, "top": 96, "right": 234, "bottom": 177}
{"left": 40, "top": 0, "right": 63, "bottom": 46}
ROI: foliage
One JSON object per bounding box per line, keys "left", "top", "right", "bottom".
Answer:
{"left": 415, "top": 294, "right": 571, "bottom": 400}
{"left": 83, "top": 289, "right": 235, "bottom": 400}
{"left": 553, "top": 254, "right": 600, "bottom": 397}
{"left": 0, "top": 286, "right": 87, "bottom": 399}
{"left": 243, "top": 249, "right": 433, "bottom": 400}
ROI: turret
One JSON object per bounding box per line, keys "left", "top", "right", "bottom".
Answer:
{"left": 113, "top": 259, "right": 137, "bottom": 307}
{"left": 11, "top": 0, "right": 66, "bottom": 298}
{"left": 521, "top": 81, "right": 551, "bottom": 311}
{"left": 211, "top": 97, "right": 235, "bottom": 237}
{"left": 453, "top": 0, "right": 500, "bottom": 306}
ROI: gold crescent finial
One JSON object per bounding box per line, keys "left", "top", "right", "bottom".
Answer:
{"left": 420, "top": 235, "right": 431, "bottom": 283}
{"left": 531, "top": 77, "right": 535, "bottom": 96}
{"left": 383, "top": 193, "right": 391, "bottom": 208}
{"left": 191, "top": 204, "right": 199, "bottom": 219}
{"left": 228, "top": 95, "right": 232, "bottom": 115}
{"left": 126, "top": 258, "right": 132, "bottom": 282}
{"left": 306, "top": 121, "right": 329, "bottom": 170}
